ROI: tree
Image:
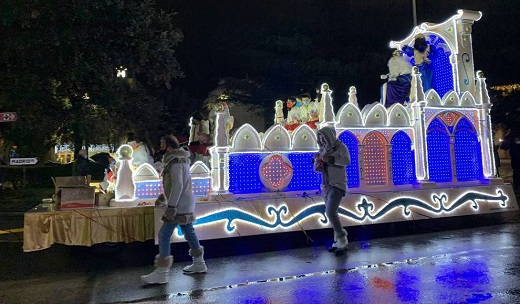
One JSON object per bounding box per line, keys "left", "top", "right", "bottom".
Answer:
{"left": 490, "top": 87, "right": 520, "bottom": 136}
{"left": 0, "top": 0, "right": 184, "bottom": 159}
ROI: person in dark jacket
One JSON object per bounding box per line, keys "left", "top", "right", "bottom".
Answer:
{"left": 505, "top": 134, "right": 520, "bottom": 191}
{"left": 74, "top": 149, "right": 91, "bottom": 176}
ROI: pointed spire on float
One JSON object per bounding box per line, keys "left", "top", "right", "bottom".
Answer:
{"left": 410, "top": 66, "right": 425, "bottom": 103}
{"left": 319, "top": 83, "right": 335, "bottom": 128}
{"left": 213, "top": 103, "right": 229, "bottom": 147}
{"left": 475, "top": 70, "right": 490, "bottom": 104}
{"left": 348, "top": 86, "right": 359, "bottom": 108}
{"left": 274, "top": 100, "right": 284, "bottom": 125}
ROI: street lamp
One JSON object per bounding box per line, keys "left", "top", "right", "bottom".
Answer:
{"left": 412, "top": 0, "right": 417, "bottom": 26}
{"left": 116, "top": 66, "right": 127, "bottom": 78}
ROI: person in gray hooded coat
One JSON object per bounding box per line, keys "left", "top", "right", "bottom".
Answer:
{"left": 313, "top": 126, "right": 351, "bottom": 253}
{"left": 141, "top": 135, "right": 207, "bottom": 285}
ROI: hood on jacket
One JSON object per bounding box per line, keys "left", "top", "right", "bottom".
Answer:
{"left": 317, "top": 126, "right": 337, "bottom": 149}
{"left": 162, "top": 147, "right": 191, "bottom": 164}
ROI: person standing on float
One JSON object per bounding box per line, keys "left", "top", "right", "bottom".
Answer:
{"left": 313, "top": 126, "right": 351, "bottom": 254}
{"left": 141, "top": 135, "right": 207, "bottom": 285}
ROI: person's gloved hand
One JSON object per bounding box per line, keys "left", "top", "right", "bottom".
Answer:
{"left": 162, "top": 206, "right": 177, "bottom": 222}
{"left": 155, "top": 194, "right": 166, "bottom": 207}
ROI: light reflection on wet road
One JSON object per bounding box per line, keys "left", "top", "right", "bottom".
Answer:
{"left": 1, "top": 214, "right": 520, "bottom": 304}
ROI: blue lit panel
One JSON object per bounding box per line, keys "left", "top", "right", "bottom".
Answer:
{"left": 454, "top": 118, "right": 483, "bottom": 181}
{"left": 431, "top": 43, "right": 454, "bottom": 98}
{"left": 391, "top": 131, "right": 416, "bottom": 185}
{"left": 427, "top": 118, "right": 452, "bottom": 182}
{"left": 135, "top": 180, "right": 162, "bottom": 199}
{"left": 338, "top": 131, "right": 360, "bottom": 188}
{"left": 229, "top": 153, "right": 263, "bottom": 194}
{"left": 193, "top": 179, "right": 211, "bottom": 197}
{"left": 286, "top": 153, "right": 321, "bottom": 191}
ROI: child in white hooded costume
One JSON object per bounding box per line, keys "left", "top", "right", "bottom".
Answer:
{"left": 140, "top": 135, "right": 207, "bottom": 285}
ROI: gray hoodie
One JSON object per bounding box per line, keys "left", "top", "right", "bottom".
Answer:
{"left": 162, "top": 147, "right": 196, "bottom": 224}
{"left": 314, "top": 127, "right": 351, "bottom": 192}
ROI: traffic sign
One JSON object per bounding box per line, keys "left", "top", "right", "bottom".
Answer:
{"left": 10, "top": 158, "right": 38, "bottom": 166}
{"left": 0, "top": 112, "right": 17, "bottom": 122}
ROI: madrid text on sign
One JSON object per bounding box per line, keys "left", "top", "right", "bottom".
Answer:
{"left": 10, "top": 158, "right": 39, "bottom": 166}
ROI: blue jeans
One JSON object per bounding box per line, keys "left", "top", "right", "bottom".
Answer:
{"left": 158, "top": 222, "right": 201, "bottom": 257}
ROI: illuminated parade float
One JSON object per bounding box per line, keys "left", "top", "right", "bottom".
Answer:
{"left": 149, "top": 9, "right": 517, "bottom": 243}
{"left": 22, "top": 10, "right": 519, "bottom": 252}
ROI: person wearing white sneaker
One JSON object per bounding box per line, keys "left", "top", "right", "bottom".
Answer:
{"left": 141, "top": 135, "right": 207, "bottom": 285}
{"left": 313, "top": 127, "right": 351, "bottom": 255}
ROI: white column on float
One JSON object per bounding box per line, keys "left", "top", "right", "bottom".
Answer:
{"left": 210, "top": 110, "right": 230, "bottom": 193}
{"left": 475, "top": 71, "right": 495, "bottom": 178}
{"left": 410, "top": 67, "right": 429, "bottom": 181}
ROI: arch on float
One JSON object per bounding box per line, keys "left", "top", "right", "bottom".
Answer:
{"left": 262, "top": 124, "right": 291, "bottom": 151}
{"left": 363, "top": 103, "right": 388, "bottom": 127}
{"left": 453, "top": 116, "right": 483, "bottom": 181}
{"left": 338, "top": 130, "right": 360, "bottom": 188}
{"left": 336, "top": 103, "right": 363, "bottom": 127}
{"left": 291, "top": 124, "right": 317, "bottom": 150}
{"left": 426, "top": 117, "right": 452, "bottom": 182}
{"left": 442, "top": 91, "right": 460, "bottom": 107}
{"left": 460, "top": 91, "right": 477, "bottom": 107}
{"left": 425, "top": 90, "right": 442, "bottom": 107}
{"left": 362, "top": 131, "right": 388, "bottom": 186}
{"left": 231, "top": 124, "right": 262, "bottom": 151}
{"left": 387, "top": 103, "right": 412, "bottom": 127}
{"left": 133, "top": 163, "right": 160, "bottom": 181}
{"left": 390, "top": 131, "right": 416, "bottom": 185}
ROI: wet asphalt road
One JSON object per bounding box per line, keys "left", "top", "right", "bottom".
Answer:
{"left": 1, "top": 211, "right": 520, "bottom": 304}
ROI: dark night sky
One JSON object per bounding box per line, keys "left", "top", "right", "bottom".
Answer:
{"left": 157, "top": 0, "right": 520, "bottom": 105}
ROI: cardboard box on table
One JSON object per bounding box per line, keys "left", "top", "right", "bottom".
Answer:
{"left": 52, "top": 176, "right": 95, "bottom": 209}
{"left": 95, "top": 192, "right": 114, "bottom": 207}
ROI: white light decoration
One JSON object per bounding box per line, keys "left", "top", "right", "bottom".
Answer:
{"left": 156, "top": 186, "right": 515, "bottom": 243}
{"left": 116, "top": 66, "right": 127, "bottom": 78}
{"left": 114, "top": 144, "right": 136, "bottom": 202}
